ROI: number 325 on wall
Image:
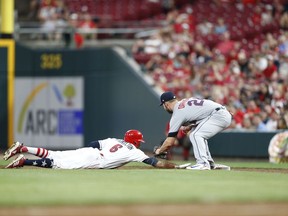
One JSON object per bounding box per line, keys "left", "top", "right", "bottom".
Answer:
{"left": 40, "top": 54, "right": 62, "bottom": 69}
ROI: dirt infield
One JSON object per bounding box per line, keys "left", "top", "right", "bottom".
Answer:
{"left": 0, "top": 203, "right": 288, "bottom": 216}
{"left": 235, "top": 167, "right": 288, "bottom": 173}
{"left": 1, "top": 164, "right": 288, "bottom": 174}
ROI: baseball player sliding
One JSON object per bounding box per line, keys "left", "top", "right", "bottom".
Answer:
{"left": 154, "top": 92, "right": 232, "bottom": 170}
{"left": 4, "top": 129, "right": 190, "bottom": 169}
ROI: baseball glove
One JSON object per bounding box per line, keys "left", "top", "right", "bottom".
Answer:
{"left": 153, "top": 145, "right": 168, "bottom": 159}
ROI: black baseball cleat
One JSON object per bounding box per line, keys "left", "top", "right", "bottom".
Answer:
{"left": 209, "top": 161, "right": 230, "bottom": 170}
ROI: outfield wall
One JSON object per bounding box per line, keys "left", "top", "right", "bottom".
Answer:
{"left": 0, "top": 43, "right": 278, "bottom": 158}
{"left": 209, "top": 131, "right": 277, "bottom": 158}
{"left": 2, "top": 43, "right": 169, "bottom": 151}
{"left": 0, "top": 44, "right": 8, "bottom": 148}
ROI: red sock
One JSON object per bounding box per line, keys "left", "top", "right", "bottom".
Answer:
{"left": 25, "top": 147, "right": 49, "bottom": 158}
{"left": 20, "top": 146, "right": 28, "bottom": 153}
{"left": 36, "top": 148, "right": 49, "bottom": 158}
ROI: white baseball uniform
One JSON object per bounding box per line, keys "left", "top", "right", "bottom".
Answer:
{"left": 47, "top": 138, "right": 149, "bottom": 169}
{"left": 168, "top": 97, "right": 232, "bottom": 166}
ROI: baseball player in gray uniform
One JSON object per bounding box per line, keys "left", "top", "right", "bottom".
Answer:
{"left": 154, "top": 92, "right": 232, "bottom": 170}
{"left": 4, "top": 129, "right": 190, "bottom": 169}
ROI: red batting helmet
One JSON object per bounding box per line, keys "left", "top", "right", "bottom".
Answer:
{"left": 124, "top": 129, "right": 145, "bottom": 148}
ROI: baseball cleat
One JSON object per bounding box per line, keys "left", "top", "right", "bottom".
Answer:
{"left": 186, "top": 164, "right": 210, "bottom": 170}
{"left": 3, "top": 141, "right": 23, "bottom": 161}
{"left": 212, "top": 164, "right": 231, "bottom": 171}
{"left": 5, "top": 154, "right": 26, "bottom": 169}
{"left": 209, "top": 160, "right": 215, "bottom": 169}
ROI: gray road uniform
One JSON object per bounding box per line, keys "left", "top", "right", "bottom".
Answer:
{"left": 168, "top": 97, "right": 232, "bottom": 166}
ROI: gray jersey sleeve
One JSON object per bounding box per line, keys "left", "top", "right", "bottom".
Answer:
{"left": 168, "top": 98, "right": 221, "bottom": 135}
{"left": 168, "top": 111, "right": 185, "bottom": 136}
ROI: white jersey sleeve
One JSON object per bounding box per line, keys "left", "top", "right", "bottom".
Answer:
{"left": 98, "top": 138, "right": 149, "bottom": 169}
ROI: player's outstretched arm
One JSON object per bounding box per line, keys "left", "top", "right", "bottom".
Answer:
{"left": 143, "top": 157, "right": 175, "bottom": 168}
{"left": 142, "top": 157, "right": 190, "bottom": 169}
{"left": 154, "top": 137, "right": 176, "bottom": 156}
{"left": 155, "top": 161, "right": 191, "bottom": 169}
{"left": 155, "top": 160, "right": 177, "bottom": 169}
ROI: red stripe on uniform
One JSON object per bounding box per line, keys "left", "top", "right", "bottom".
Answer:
{"left": 43, "top": 150, "right": 49, "bottom": 158}
{"left": 36, "top": 148, "right": 40, "bottom": 156}
{"left": 39, "top": 148, "right": 44, "bottom": 157}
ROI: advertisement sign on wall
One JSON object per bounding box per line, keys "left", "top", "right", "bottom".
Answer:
{"left": 14, "top": 77, "right": 83, "bottom": 149}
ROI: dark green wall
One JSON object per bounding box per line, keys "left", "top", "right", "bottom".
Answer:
{"left": 209, "top": 132, "right": 277, "bottom": 158}
{"left": 13, "top": 43, "right": 169, "bottom": 151}
{"left": 0, "top": 47, "right": 8, "bottom": 148}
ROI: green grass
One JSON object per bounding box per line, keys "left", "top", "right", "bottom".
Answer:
{"left": 0, "top": 160, "right": 288, "bottom": 206}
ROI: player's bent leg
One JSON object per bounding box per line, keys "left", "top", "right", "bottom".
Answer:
{"left": 25, "top": 147, "right": 49, "bottom": 158}
{"left": 24, "top": 158, "right": 54, "bottom": 168}
{"left": 205, "top": 140, "right": 215, "bottom": 168}
{"left": 3, "top": 142, "right": 51, "bottom": 161}
{"left": 5, "top": 156, "right": 54, "bottom": 169}
{"left": 189, "top": 130, "right": 210, "bottom": 168}
{"left": 48, "top": 147, "right": 102, "bottom": 169}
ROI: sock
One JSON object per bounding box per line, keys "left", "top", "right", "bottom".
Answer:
{"left": 24, "top": 158, "right": 53, "bottom": 168}
{"left": 24, "top": 147, "right": 49, "bottom": 158}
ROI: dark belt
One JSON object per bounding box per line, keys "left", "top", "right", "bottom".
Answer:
{"left": 215, "top": 107, "right": 225, "bottom": 111}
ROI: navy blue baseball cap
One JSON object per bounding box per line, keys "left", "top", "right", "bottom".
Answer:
{"left": 160, "top": 91, "right": 176, "bottom": 106}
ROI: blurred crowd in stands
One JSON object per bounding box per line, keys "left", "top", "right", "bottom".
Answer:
{"left": 20, "top": 0, "right": 288, "bottom": 132}
{"left": 26, "top": 0, "right": 98, "bottom": 47}
{"left": 20, "top": 0, "right": 171, "bottom": 46}
{"left": 132, "top": 0, "right": 288, "bottom": 132}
